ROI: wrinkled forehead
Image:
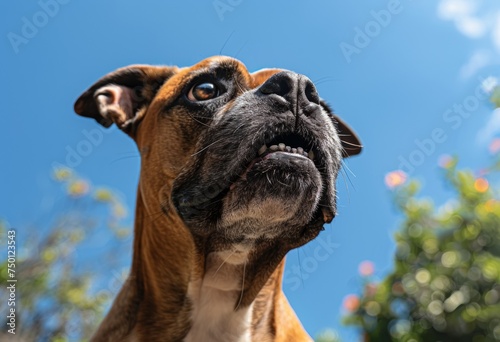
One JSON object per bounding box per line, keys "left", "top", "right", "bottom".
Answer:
{"left": 152, "top": 56, "right": 283, "bottom": 107}
{"left": 184, "top": 55, "right": 283, "bottom": 87}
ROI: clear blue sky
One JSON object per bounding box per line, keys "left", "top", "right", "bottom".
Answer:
{"left": 3, "top": 0, "right": 500, "bottom": 339}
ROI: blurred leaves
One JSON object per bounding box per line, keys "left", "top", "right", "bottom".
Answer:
{"left": 343, "top": 155, "right": 500, "bottom": 341}
{"left": 316, "top": 329, "right": 342, "bottom": 342}
{"left": 490, "top": 85, "right": 500, "bottom": 109}
{"left": 0, "top": 168, "right": 131, "bottom": 341}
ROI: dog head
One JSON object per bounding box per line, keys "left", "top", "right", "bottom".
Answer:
{"left": 75, "top": 55, "right": 361, "bottom": 263}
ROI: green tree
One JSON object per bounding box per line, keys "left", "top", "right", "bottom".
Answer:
{"left": 339, "top": 85, "right": 500, "bottom": 342}
{"left": 0, "top": 168, "right": 131, "bottom": 341}
{"left": 344, "top": 156, "right": 500, "bottom": 341}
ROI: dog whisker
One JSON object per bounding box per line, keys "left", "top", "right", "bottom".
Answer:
{"left": 296, "top": 249, "right": 305, "bottom": 290}
{"left": 212, "top": 250, "right": 237, "bottom": 279}
{"left": 110, "top": 153, "right": 140, "bottom": 164}
{"left": 219, "top": 31, "right": 235, "bottom": 55}
{"left": 191, "top": 138, "right": 226, "bottom": 156}
{"left": 235, "top": 260, "right": 246, "bottom": 311}
{"left": 341, "top": 159, "right": 357, "bottom": 180}
{"left": 234, "top": 41, "right": 249, "bottom": 59}
{"left": 312, "top": 76, "right": 340, "bottom": 86}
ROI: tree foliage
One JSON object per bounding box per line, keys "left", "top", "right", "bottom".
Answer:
{"left": 336, "top": 84, "right": 500, "bottom": 342}
{"left": 0, "top": 168, "right": 131, "bottom": 341}
{"left": 344, "top": 156, "right": 500, "bottom": 341}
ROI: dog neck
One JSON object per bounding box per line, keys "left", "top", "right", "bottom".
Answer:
{"left": 183, "top": 247, "right": 253, "bottom": 342}
{"left": 90, "top": 191, "right": 311, "bottom": 341}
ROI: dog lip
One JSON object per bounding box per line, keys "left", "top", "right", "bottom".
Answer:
{"left": 233, "top": 148, "right": 317, "bottom": 186}
{"left": 262, "top": 151, "right": 311, "bottom": 161}
{"left": 257, "top": 144, "right": 313, "bottom": 160}
{"left": 227, "top": 130, "right": 325, "bottom": 192}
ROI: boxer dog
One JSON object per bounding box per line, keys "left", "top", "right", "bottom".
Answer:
{"left": 74, "top": 56, "right": 362, "bottom": 341}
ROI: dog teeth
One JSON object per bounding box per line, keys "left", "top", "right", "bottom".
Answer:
{"left": 258, "top": 144, "right": 267, "bottom": 156}
{"left": 259, "top": 142, "right": 315, "bottom": 161}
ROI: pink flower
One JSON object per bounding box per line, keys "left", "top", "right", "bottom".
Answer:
{"left": 489, "top": 138, "right": 500, "bottom": 154}
{"left": 474, "top": 178, "right": 489, "bottom": 193}
{"left": 359, "top": 260, "right": 375, "bottom": 277}
{"left": 438, "top": 154, "right": 454, "bottom": 169}
{"left": 343, "top": 294, "right": 361, "bottom": 312}
{"left": 384, "top": 170, "right": 407, "bottom": 189}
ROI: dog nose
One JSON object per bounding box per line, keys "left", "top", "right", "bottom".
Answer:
{"left": 258, "top": 71, "right": 320, "bottom": 114}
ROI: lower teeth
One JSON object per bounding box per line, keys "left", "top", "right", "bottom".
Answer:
{"left": 258, "top": 143, "right": 313, "bottom": 160}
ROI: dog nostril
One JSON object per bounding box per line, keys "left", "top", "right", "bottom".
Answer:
{"left": 259, "top": 82, "right": 279, "bottom": 95}
{"left": 260, "top": 77, "right": 293, "bottom": 97}
{"left": 304, "top": 81, "right": 320, "bottom": 105}
{"left": 258, "top": 72, "right": 321, "bottom": 114}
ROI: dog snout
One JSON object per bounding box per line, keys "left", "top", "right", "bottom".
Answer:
{"left": 258, "top": 71, "right": 320, "bottom": 115}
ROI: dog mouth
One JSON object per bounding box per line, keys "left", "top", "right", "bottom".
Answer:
{"left": 232, "top": 132, "right": 319, "bottom": 186}
{"left": 257, "top": 133, "right": 315, "bottom": 161}
{"left": 222, "top": 130, "right": 334, "bottom": 226}
{"left": 171, "top": 128, "right": 336, "bottom": 231}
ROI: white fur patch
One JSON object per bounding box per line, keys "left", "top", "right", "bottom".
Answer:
{"left": 184, "top": 247, "right": 253, "bottom": 342}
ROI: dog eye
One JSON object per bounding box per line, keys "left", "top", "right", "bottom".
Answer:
{"left": 188, "top": 82, "right": 219, "bottom": 101}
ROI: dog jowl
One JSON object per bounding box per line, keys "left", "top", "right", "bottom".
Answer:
{"left": 74, "top": 56, "right": 362, "bottom": 342}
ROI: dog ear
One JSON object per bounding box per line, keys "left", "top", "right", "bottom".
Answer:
{"left": 333, "top": 115, "right": 362, "bottom": 158}
{"left": 74, "top": 65, "right": 178, "bottom": 135}
{"left": 320, "top": 101, "right": 362, "bottom": 157}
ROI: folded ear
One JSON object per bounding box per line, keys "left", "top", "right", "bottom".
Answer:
{"left": 333, "top": 115, "right": 362, "bottom": 158}
{"left": 74, "top": 65, "right": 178, "bottom": 136}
